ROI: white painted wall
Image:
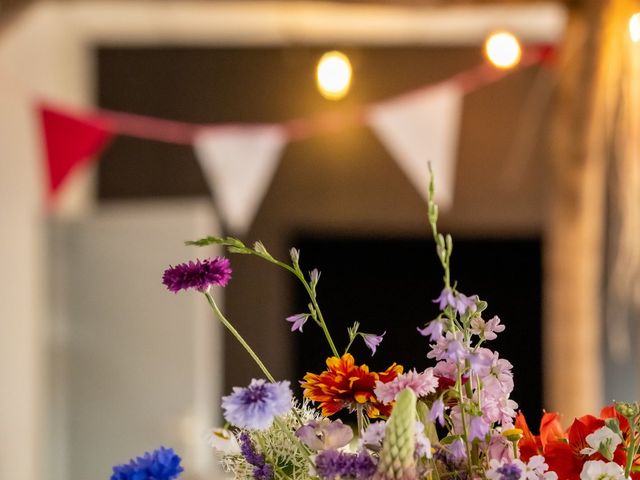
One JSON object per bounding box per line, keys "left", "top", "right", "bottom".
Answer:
{"left": 0, "top": 3, "right": 566, "bottom": 479}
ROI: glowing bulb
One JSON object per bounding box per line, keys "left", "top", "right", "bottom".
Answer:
{"left": 484, "top": 31, "right": 522, "bottom": 69}
{"left": 629, "top": 13, "right": 640, "bottom": 43}
{"left": 316, "top": 51, "right": 352, "bottom": 100}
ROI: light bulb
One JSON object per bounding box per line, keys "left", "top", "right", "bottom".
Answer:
{"left": 484, "top": 31, "right": 522, "bottom": 69}
{"left": 316, "top": 51, "right": 352, "bottom": 100}
{"left": 629, "top": 13, "right": 640, "bottom": 43}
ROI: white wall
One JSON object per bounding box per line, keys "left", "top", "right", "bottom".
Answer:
{"left": 0, "top": 3, "right": 566, "bottom": 479}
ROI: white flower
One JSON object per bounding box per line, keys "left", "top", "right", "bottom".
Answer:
{"left": 579, "top": 460, "right": 626, "bottom": 480}
{"left": 580, "top": 426, "right": 622, "bottom": 460}
{"left": 486, "top": 455, "right": 556, "bottom": 480}
{"left": 205, "top": 428, "right": 241, "bottom": 454}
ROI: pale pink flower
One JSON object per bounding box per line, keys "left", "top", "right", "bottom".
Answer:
{"left": 374, "top": 368, "right": 439, "bottom": 404}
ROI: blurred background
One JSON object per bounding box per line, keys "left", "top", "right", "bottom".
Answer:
{"left": 1, "top": 0, "right": 639, "bottom": 479}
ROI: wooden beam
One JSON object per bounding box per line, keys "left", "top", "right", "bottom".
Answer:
{"left": 545, "top": 0, "right": 605, "bottom": 419}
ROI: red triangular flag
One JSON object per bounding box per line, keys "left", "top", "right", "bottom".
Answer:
{"left": 39, "top": 104, "right": 114, "bottom": 201}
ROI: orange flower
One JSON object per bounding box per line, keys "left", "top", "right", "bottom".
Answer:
{"left": 301, "top": 353, "right": 403, "bottom": 418}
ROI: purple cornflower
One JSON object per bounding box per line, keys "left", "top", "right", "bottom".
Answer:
{"left": 362, "top": 332, "right": 385, "bottom": 355}
{"left": 222, "top": 379, "right": 292, "bottom": 430}
{"left": 111, "top": 446, "right": 183, "bottom": 480}
{"left": 314, "top": 450, "right": 376, "bottom": 480}
{"left": 162, "top": 257, "right": 231, "bottom": 293}
{"left": 286, "top": 313, "right": 309, "bottom": 332}
{"left": 496, "top": 462, "right": 522, "bottom": 480}
{"left": 239, "top": 433, "right": 274, "bottom": 480}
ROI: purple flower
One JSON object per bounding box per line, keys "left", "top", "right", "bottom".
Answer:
{"left": 296, "top": 419, "right": 353, "bottom": 450}
{"left": 362, "top": 332, "right": 385, "bottom": 355}
{"left": 496, "top": 462, "right": 522, "bottom": 480}
{"left": 417, "top": 318, "right": 445, "bottom": 341}
{"left": 286, "top": 313, "right": 309, "bottom": 332}
{"left": 449, "top": 438, "right": 467, "bottom": 462}
{"left": 314, "top": 450, "right": 376, "bottom": 480}
{"left": 452, "top": 293, "right": 478, "bottom": 316}
{"left": 433, "top": 288, "right": 456, "bottom": 310}
{"left": 469, "top": 415, "right": 490, "bottom": 442}
{"left": 429, "top": 398, "right": 445, "bottom": 427}
{"left": 222, "top": 379, "right": 292, "bottom": 430}
{"left": 111, "top": 446, "right": 183, "bottom": 480}
{"left": 162, "top": 257, "right": 231, "bottom": 293}
{"left": 239, "top": 433, "right": 274, "bottom": 480}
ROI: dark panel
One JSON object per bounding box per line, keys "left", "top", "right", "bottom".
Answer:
{"left": 292, "top": 236, "right": 543, "bottom": 423}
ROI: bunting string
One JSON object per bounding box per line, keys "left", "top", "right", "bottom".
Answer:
{"left": 38, "top": 46, "right": 553, "bottom": 234}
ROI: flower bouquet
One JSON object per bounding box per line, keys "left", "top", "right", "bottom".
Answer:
{"left": 111, "top": 177, "right": 640, "bottom": 480}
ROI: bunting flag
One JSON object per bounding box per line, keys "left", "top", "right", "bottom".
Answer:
{"left": 366, "top": 84, "right": 464, "bottom": 208}
{"left": 39, "top": 105, "right": 114, "bottom": 201}
{"left": 36, "top": 55, "right": 546, "bottom": 231}
{"left": 193, "top": 126, "right": 287, "bottom": 235}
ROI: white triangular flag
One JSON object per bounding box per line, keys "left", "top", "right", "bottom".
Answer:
{"left": 367, "top": 83, "right": 463, "bottom": 208}
{"left": 194, "top": 126, "right": 286, "bottom": 235}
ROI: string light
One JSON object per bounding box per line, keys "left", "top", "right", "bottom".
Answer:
{"left": 484, "top": 31, "right": 522, "bottom": 69}
{"left": 629, "top": 13, "right": 640, "bottom": 43}
{"left": 316, "top": 51, "right": 352, "bottom": 100}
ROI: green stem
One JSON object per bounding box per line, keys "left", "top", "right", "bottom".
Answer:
{"left": 204, "top": 292, "right": 276, "bottom": 383}
{"left": 273, "top": 417, "right": 313, "bottom": 466}
{"left": 456, "top": 368, "right": 474, "bottom": 477}
{"left": 356, "top": 404, "right": 365, "bottom": 438}
{"left": 625, "top": 420, "right": 637, "bottom": 478}
{"left": 272, "top": 258, "right": 340, "bottom": 357}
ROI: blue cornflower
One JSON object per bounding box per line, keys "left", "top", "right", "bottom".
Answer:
{"left": 111, "top": 446, "right": 183, "bottom": 480}
{"left": 222, "top": 379, "right": 292, "bottom": 430}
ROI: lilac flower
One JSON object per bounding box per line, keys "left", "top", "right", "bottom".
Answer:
{"left": 374, "top": 369, "right": 438, "bottom": 403}
{"left": 468, "top": 348, "right": 495, "bottom": 375}
{"left": 469, "top": 415, "right": 490, "bottom": 442}
{"left": 111, "top": 447, "right": 183, "bottom": 480}
{"left": 449, "top": 438, "right": 467, "bottom": 462}
{"left": 427, "top": 331, "right": 468, "bottom": 363}
{"left": 222, "top": 379, "right": 292, "bottom": 430}
{"left": 487, "top": 434, "right": 515, "bottom": 463}
{"left": 433, "top": 288, "right": 478, "bottom": 316}
{"left": 239, "top": 433, "right": 274, "bottom": 480}
{"left": 433, "top": 288, "right": 456, "bottom": 310}
{"left": 429, "top": 398, "right": 445, "bottom": 427}
{"left": 362, "top": 332, "right": 385, "bottom": 355}
{"left": 162, "top": 257, "right": 231, "bottom": 293}
{"left": 310, "top": 269, "right": 321, "bottom": 285}
{"left": 314, "top": 450, "right": 376, "bottom": 480}
{"left": 362, "top": 422, "right": 387, "bottom": 448}
{"left": 453, "top": 293, "right": 478, "bottom": 316}
{"left": 471, "top": 315, "right": 506, "bottom": 341}
{"left": 296, "top": 419, "right": 353, "bottom": 450}
{"left": 415, "top": 422, "right": 433, "bottom": 459}
{"left": 286, "top": 313, "right": 309, "bottom": 332}
{"left": 417, "top": 318, "right": 445, "bottom": 341}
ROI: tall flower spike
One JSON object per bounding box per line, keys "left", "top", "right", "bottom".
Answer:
{"left": 374, "top": 388, "right": 417, "bottom": 480}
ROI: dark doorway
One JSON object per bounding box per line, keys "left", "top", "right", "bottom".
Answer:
{"left": 292, "top": 235, "right": 543, "bottom": 423}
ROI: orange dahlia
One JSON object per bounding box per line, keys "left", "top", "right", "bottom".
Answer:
{"left": 301, "top": 353, "right": 403, "bottom": 418}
